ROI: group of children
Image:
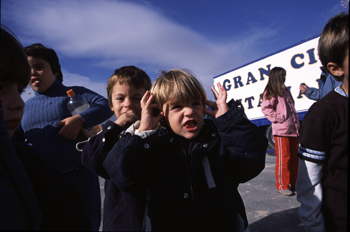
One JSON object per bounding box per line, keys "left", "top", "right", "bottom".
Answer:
{"left": 261, "top": 12, "right": 348, "bottom": 232}
{"left": 0, "top": 11, "right": 348, "bottom": 232}
{"left": 0, "top": 23, "right": 267, "bottom": 232}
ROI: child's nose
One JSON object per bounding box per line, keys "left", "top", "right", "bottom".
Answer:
{"left": 184, "top": 107, "right": 194, "bottom": 116}
{"left": 31, "top": 67, "right": 37, "bottom": 76}
{"left": 124, "top": 98, "right": 132, "bottom": 108}
{"left": 10, "top": 90, "right": 25, "bottom": 111}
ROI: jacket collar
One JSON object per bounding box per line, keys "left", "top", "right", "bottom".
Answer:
{"left": 160, "top": 120, "right": 218, "bottom": 149}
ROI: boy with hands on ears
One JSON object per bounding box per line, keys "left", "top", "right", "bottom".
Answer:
{"left": 104, "top": 69, "right": 267, "bottom": 232}
{"left": 136, "top": 73, "right": 228, "bottom": 136}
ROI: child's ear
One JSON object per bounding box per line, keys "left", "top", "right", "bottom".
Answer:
{"left": 327, "top": 62, "right": 344, "bottom": 77}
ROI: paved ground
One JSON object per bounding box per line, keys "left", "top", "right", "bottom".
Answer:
{"left": 98, "top": 152, "right": 305, "bottom": 232}
{"left": 238, "top": 153, "right": 304, "bottom": 232}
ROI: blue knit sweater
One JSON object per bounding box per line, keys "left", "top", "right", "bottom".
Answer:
{"left": 15, "top": 80, "right": 113, "bottom": 172}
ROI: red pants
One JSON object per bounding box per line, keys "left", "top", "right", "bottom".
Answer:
{"left": 274, "top": 136, "right": 299, "bottom": 190}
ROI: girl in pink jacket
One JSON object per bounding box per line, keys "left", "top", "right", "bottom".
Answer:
{"left": 261, "top": 67, "right": 300, "bottom": 196}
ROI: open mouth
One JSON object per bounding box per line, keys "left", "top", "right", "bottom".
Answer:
{"left": 32, "top": 80, "right": 41, "bottom": 85}
{"left": 184, "top": 120, "right": 197, "bottom": 131}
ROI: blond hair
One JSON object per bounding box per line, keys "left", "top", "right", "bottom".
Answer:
{"left": 151, "top": 69, "right": 207, "bottom": 108}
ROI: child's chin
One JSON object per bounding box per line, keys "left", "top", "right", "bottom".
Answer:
{"left": 182, "top": 132, "right": 199, "bottom": 140}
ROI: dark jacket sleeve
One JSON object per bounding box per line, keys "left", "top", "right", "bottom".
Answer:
{"left": 215, "top": 99, "right": 267, "bottom": 183}
{"left": 12, "top": 122, "right": 25, "bottom": 143}
{"left": 81, "top": 120, "right": 124, "bottom": 179}
{"left": 103, "top": 131, "right": 155, "bottom": 197}
{"left": 0, "top": 103, "right": 42, "bottom": 230}
{"left": 15, "top": 142, "right": 91, "bottom": 231}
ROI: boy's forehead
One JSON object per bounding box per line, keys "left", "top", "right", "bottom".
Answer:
{"left": 28, "top": 56, "right": 47, "bottom": 65}
{"left": 117, "top": 81, "right": 145, "bottom": 89}
{"left": 113, "top": 82, "right": 146, "bottom": 93}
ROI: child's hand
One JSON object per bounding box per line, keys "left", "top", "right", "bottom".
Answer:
{"left": 203, "top": 82, "right": 229, "bottom": 119}
{"left": 56, "top": 115, "right": 84, "bottom": 140}
{"left": 138, "top": 91, "right": 163, "bottom": 131}
{"left": 299, "top": 84, "right": 307, "bottom": 93}
{"left": 114, "top": 110, "right": 139, "bottom": 129}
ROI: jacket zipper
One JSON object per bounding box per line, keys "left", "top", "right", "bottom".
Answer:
{"left": 181, "top": 126, "right": 211, "bottom": 230}
{"left": 182, "top": 145, "right": 195, "bottom": 202}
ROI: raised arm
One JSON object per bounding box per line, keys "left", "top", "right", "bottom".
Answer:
{"left": 138, "top": 91, "right": 163, "bottom": 131}
{"left": 203, "top": 82, "right": 229, "bottom": 119}
{"left": 205, "top": 83, "right": 267, "bottom": 183}
{"left": 302, "top": 84, "right": 322, "bottom": 101}
{"left": 215, "top": 99, "right": 267, "bottom": 183}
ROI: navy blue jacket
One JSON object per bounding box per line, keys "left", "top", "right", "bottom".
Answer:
{"left": 15, "top": 142, "right": 91, "bottom": 230}
{"left": 82, "top": 120, "right": 146, "bottom": 231}
{"left": 0, "top": 105, "right": 42, "bottom": 230}
{"left": 104, "top": 100, "right": 267, "bottom": 231}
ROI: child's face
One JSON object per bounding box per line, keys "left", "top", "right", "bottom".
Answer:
{"left": 28, "top": 56, "right": 57, "bottom": 93}
{"left": 0, "top": 81, "right": 25, "bottom": 137}
{"left": 162, "top": 99, "right": 204, "bottom": 139}
{"left": 110, "top": 83, "right": 146, "bottom": 118}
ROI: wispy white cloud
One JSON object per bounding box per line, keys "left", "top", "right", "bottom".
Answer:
{"left": 3, "top": 0, "right": 278, "bottom": 97}
{"left": 61, "top": 69, "right": 108, "bottom": 98}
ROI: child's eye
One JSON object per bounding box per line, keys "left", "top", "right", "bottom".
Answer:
{"left": 193, "top": 101, "right": 201, "bottom": 106}
{"left": 33, "top": 65, "right": 44, "bottom": 71}
{"left": 133, "top": 97, "right": 142, "bottom": 101}
{"left": 171, "top": 105, "right": 182, "bottom": 110}
{"left": 116, "top": 97, "right": 124, "bottom": 101}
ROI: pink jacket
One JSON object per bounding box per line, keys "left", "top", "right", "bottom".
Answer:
{"left": 261, "top": 89, "right": 300, "bottom": 137}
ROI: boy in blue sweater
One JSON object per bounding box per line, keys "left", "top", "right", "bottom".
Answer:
{"left": 13, "top": 43, "right": 113, "bottom": 230}
{"left": 104, "top": 69, "right": 267, "bottom": 231}
{"left": 82, "top": 66, "right": 152, "bottom": 231}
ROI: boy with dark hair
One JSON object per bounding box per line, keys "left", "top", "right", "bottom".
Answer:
{"left": 25, "top": 43, "right": 63, "bottom": 82}
{"left": 13, "top": 43, "right": 113, "bottom": 230}
{"left": 296, "top": 12, "right": 348, "bottom": 232}
{"left": 82, "top": 65, "right": 152, "bottom": 231}
{"left": 104, "top": 69, "right": 267, "bottom": 231}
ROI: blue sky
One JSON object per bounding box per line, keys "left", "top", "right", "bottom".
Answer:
{"left": 1, "top": 0, "right": 348, "bottom": 102}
